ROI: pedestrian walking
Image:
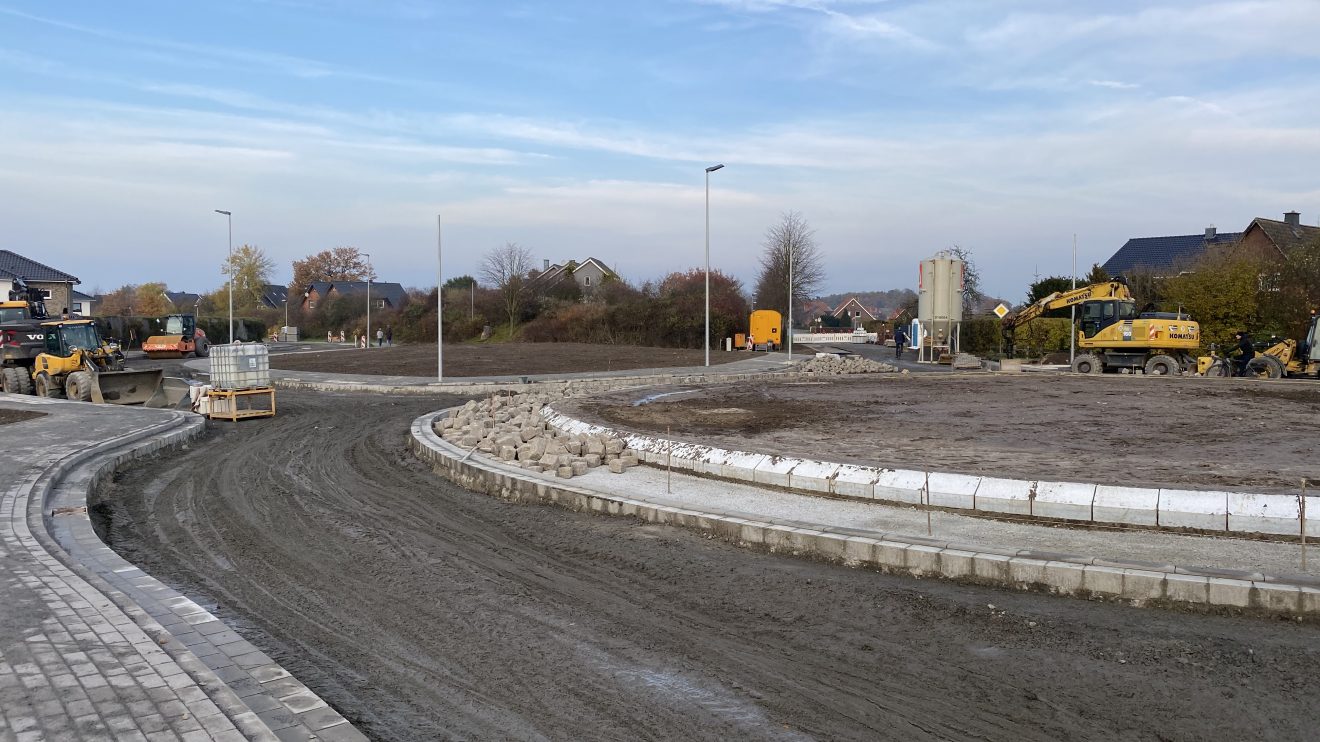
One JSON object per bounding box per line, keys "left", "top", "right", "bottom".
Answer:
{"left": 893, "top": 325, "right": 907, "bottom": 360}
{"left": 376, "top": 327, "right": 384, "bottom": 347}
{"left": 386, "top": 325, "right": 393, "bottom": 346}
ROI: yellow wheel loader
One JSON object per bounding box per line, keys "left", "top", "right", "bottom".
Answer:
{"left": 1201, "top": 313, "right": 1320, "bottom": 379}
{"left": 29, "top": 320, "right": 175, "bottom": 405}
{"left": 1004, "top": 281, "right": 1201, "bottom": 374}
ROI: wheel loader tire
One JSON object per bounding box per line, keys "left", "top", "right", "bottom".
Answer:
{"left": 1072, "top": 353, "right": 1103, "bottom": 374}
{"left": 35, "top": 372, "right": 64, "bottom": 399}
{"left": 1144, "top": 354, "right": 1180, "bottom": 376}
{"left": 2, "top": 366, "right": 24, "bottom": 394}
{"left": 1245, "top": 355, "right": 1284, "bottom": 379}
{"left": 65, "top": 371, "right": 94, "bottom": 402}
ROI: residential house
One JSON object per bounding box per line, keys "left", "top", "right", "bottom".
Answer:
{"left": 301, "top": 281, "right": 407, "bottom": 311}
{"left": 70, "top": 290, "right": 95, "bottom": 316}
{"left": 1101, "top": 226, "right": 1242, "bottom": 279}
{"left": 529, "top": 257, "right": 618, "bottom": 298}
{"left": 260, "top": 284, "right": 289, "bottom": 310}
{"left": 830, "top": 297, "right": 877, "bottom": 329}
{"left": 0, "top": 250, "right": 81, "bottom": 316}
{"left": 1229, "top": 211, "right": 1320, "bottom": 264}
{"left": 164, "top": 291, "right": 202, "bottom": 311}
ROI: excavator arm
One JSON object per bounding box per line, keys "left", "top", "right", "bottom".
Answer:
{"left": 1001, "top": 281, "right": 1133, "bottom": 355}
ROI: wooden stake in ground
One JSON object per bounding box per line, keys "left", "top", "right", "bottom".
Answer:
{"left": 925, "top": 470, "right": 932, "bottom": 537}
{"left": 666, "top": 426, "right": 672, "bottom": 494}
{"left": 1302, "top": 478, "right": 1309, "bottom": 572}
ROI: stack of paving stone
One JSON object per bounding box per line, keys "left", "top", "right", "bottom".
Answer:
{"left": 802, "top": 353, "right": 898, "bottom": 375}
{"left": 951, "top": 352, "right": 982, "bottom": 369}
{"left": 434, "top": 393, "right": 640, "bottom": 478}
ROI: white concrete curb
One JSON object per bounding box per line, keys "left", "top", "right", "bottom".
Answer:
{"left": 409, "top": 408, "right": 1320, "bottom": 618}
{"left": 539, "top": 407, "right": 1316, "bottom": 540}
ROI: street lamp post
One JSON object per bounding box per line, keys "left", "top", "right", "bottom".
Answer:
{"left": 363, "top": 252, "right": 372, "bottom": 348}
{"left": 214, "top": 210, "right": 232, "bottom": 342}
{"left": 282, "top": 298, "right": 288, "bottom": 340}
{"left": 704, "top": 163, "right": 724, "bottom": 366}
{"left": 788, "top": 235, "right": 794, "bottom": 360}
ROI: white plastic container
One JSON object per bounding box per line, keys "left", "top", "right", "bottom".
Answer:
{"left": 209, "top": 343, "right": 271, "bottom": 390}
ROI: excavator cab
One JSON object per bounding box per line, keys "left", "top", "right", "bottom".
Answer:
{"left": 1078, "top": 299, "right": 1136, "bottom": 338}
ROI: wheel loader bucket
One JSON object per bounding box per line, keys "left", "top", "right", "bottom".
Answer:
{"left": 88, "top": 369, "right": 166, "bottom": 406}
{"left": 143, "top": 377, "right": 194, "bottom": 409}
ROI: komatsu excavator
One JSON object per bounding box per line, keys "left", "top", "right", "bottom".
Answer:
{"left": 1003, "top": 281, "right": 1202, "bottom": 375}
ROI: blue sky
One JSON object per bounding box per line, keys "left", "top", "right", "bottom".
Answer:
{"left": 2, "top": 1, "right": 1319, "bottom": 301}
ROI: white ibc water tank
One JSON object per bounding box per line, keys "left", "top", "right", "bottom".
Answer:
{"left": 209, "top": 343, "right": 271, "bottom": 390}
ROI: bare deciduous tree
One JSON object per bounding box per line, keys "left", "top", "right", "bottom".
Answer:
{"left": 753, "top": 211, "right": 825, "bottom": 320}
{"left": 946, "top": 245, "right": 984, "bottom": 314}
{"left": 480, "top": 242, "right": 535, "bottom": 333}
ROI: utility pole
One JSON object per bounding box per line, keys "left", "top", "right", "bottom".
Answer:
{"left": 437, "top": 215, "right": 443, "bottom": 382}
{"left": 1070, "top": 235, "right": 1077, "bottom": 367}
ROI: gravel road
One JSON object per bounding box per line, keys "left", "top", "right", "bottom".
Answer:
{"left": 92, "top": 391, "right": 1320, "bottom": 741}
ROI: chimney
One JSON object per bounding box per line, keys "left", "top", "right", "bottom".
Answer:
{"left": 1204, "top": 225, "right": 1216, "bottom": 240}
{"left": 1284, "top": 211, "right": 1301, "bottom": 227}
{"left": 543, "top": 259, "right": 550, "bottom": 271}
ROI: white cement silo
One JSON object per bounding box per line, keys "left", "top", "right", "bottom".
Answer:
{"left": 915, "top": 253, "right": 965, "bottom": 361}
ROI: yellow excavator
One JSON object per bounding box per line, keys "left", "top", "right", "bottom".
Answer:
{"left": 1004, "top": 281, "right": 1202, "bottom": 375}
{"left": 28, "top": 320, "right": 173, "bottom": 404}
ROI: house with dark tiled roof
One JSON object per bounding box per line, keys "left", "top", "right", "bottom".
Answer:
{"left": 830, "top": 297, "right": 877, "bottom": 328}
{"left": 300, "top": 281, "right": 407, "bottom": 311}
{"left": 164, "top": 291, "right": 202, "bottom": 310}
{"left": 70, "top": 290, "right": 95, "bottom": 316}
{"left": 529, "top": 257, "right": 618, "bottom": 298}
{"left": 259, "top": 284, "right": 289, "bottom": 309}
{"left": 1230, "top": 211, "right": 1320, "bottom": 264}
{"left": 0, "top": 250, "right": 81, "bottom": 316}
{"left": 1101, "top": 226, "right": 1242, "bottom": 279}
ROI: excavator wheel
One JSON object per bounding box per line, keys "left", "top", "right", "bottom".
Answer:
{"left": 34, "top": 372, "right": 64, "bottom": 399}
{"left": 2, "top": 366, "right": 33, "bottom": 395}
{"left": 65, "top": 371, "right": 94, "bottom": 402}
{"left": 1144, "top": 354, "right": 1181, "bottom": 376}
{"left": 1244, "top": 355, "right": 1284, "bottom": 379}
{"left": 1072, "top": 353, "right": 1103, "bottom": 374}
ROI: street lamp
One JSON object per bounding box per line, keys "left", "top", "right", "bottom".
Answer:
{"left": 704, "top": 163, "right": 724, "bottom": 366}
{"left": 214, "top": 210, "right": 232, "bottom": 343}
{"left": 282, "top": 297, "right": 288, "bottom": 340}
{"left": 363, "top": 252, "right": 372, "bottom": 348}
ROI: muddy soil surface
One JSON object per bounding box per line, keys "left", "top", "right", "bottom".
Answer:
{"left": 89, "top": 391, "right": 1320, "bottom": 740}
{"left": 570, "top": 374, "right": 1320, "bottom": 493}
{"left": 0, "top": 407, "right": 45, "bottom": 425}
{"left": 270, "top": 342, "right": 743, "bottom": 377}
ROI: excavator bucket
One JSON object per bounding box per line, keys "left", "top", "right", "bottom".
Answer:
{"left": 88, "top": 369, "right": 166, "bottom": 405}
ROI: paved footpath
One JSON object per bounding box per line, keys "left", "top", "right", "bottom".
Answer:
{"left": 0, "top": 396, "right": 364, "bottom": 742}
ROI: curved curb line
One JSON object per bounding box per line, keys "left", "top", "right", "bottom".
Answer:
{"left": 409, "top": 408, "right": 1320, "bottom": 618}
{"left": 539, "top": 405, "right": 1315, "bottom": 541}
{"left": 26, "top": 405, "right": 365, "bottom": 741}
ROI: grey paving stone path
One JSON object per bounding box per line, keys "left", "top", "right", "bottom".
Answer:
{"left": 0, "top": 396, "right": 364, "bottom": 742}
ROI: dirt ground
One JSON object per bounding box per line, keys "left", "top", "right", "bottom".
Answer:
{"left": 0, "top": 408, "right": 44, "bottom": 425}
{"left": 567, "top": 374, "right": 1320, "bottom": 493}
{"left": 270, "top": 342, "right": 744, "bottom": 377}
{"left": 91, "top": 391, "right": 1320, "bottom": 741}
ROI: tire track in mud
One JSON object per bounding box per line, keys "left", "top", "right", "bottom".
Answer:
{"left": 93, "top": 391, "right": 1320, "bottom": 741}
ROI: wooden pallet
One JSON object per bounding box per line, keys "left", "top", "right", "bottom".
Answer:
{"left": 206, "top": 387, "right": 276, "bottom": 421}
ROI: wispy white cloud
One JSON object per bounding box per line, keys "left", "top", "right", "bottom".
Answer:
{"left": 1089, "top": 79, "right": 1139, "bottom": 90}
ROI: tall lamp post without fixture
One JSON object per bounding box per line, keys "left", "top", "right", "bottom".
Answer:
{"left": 363, "top": 252, "right": 372, "bottom": 348}
{"left": 214, "top": 210, "right": 232, "bottom": 343}
{"left": 704, "top": 163, "right": 724, "bottom": 366}
{"left": 436, "top": 214, "right": 443, "bottom": 382}
{"left": 282, "top": 297, "right": 288, "bottom": 340}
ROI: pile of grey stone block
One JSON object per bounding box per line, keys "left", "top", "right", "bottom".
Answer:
{"left": 434, "top": 393, "right": 640, "bottom": 478}
{"left": 802, "top": 353, "right": 898, "bottom": 375}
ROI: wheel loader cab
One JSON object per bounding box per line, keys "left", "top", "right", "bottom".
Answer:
{"left": 1079, "top": 299, "right": 1137, "bottom": 338}
{"left": 44, "top": 322, "right": 102, "bottom": 358}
